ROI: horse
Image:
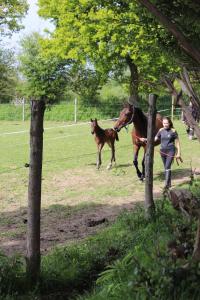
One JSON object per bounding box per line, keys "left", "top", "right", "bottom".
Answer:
{"left": 90, "top": 118, "right": 119, "bottom": 169}
{"left": 114, "top": 103, "right": 163, "bottom": 180}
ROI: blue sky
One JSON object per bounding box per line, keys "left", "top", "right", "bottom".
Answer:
{"left": 3, "top": 0, "right": 54, "bottom": 51}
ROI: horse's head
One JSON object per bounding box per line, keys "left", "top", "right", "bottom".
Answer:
{"left": 90, "top": 118, "right": 98, "bottom": 134}
{"left": 114, "top": 103, "right": 135, "bottom": 132}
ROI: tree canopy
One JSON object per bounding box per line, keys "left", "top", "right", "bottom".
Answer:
{"left": 38, "top": 0, "right": 177, "bottom": 99}
{"left": 19, "top": 33, "right": 69, "bottom": 103}
{"left": 0, "top": 48, "right": 18, "bottom": 103}
{"left": 137, "top": 0, "right": 200, "bottom": 65}
{"left": 0, "top": 0, "right": 28, "bottom": 37}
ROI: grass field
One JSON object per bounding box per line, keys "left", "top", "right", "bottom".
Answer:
{"left": 0, "top": 119, "right": 199, "bottom": 255}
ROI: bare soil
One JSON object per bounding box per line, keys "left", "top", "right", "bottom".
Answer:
{"left": 0, "top": 166, "right": 196, "bottom": 256}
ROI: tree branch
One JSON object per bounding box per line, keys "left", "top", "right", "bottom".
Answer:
{"left": 137, "top": 0, "right": 200, "bottom": 64}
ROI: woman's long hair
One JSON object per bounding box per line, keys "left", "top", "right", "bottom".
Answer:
{"left": 163, "top": 116, "right": 174, "bottom": 129}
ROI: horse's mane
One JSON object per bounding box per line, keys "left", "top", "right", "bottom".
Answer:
{"left": 124, "top": 103, "right": 147, "bottom": 121}
{"left": 134, "top": 107, "right": 147, "bottom": 123}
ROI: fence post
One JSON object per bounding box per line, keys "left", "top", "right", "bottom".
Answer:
{"left": 145, "top": 94, "right": 157, "bottom": 219}
{"left": 171, "top": 95, "right": 175, "bottom": 121}
{"left": 74, "top": 98, "right": 77, "bottom": 123}
{"left": 22, "top": 98, "right": 25, "bottom": 121}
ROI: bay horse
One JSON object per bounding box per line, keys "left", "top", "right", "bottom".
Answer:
{"left": 90, "top": 118, "right": 119, "bottom": 169}
{"left": 114, "top": 103, "right": 163, "bottom": 180}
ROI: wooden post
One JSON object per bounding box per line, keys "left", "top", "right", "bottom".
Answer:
{"left": 145, "top": 94, "right": 157, "bottom": 219}
{"left": 27, "top": 100, "right": 45, "bottom": 284}
{"left": 171, "top": 95, "right": 175, "bottom": 121}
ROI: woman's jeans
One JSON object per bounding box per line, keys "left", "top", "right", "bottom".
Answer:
{"left": 160, "top": 148, "right": 175, "bottom": 188}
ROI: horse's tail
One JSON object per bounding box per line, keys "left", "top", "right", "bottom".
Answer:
{"left": 115, "top": 132, "right": 119, "bottom": 141}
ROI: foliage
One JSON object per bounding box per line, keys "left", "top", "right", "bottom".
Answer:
{"left": 0, "top": 48, "right": 18, "bottom": 103}
{"left": 18, "top": 32, "right": 69, "bottom": 103}
{"left": 138, "top": 0, "right": 200, "bottom": 67}
{"left": 0, "top": 0, "right": 28, "bottom": 37}
{"left": 19, "top": 32, "right": 106, "bottom": 104}
{"left": 79, "top": 182, "right": 200, "bottom": 300}
{"left": 38, "top": 0, "right": 178, "bottom": 95}
{"left": 65, "top": 63, "right": 107, "bottom": 104}
{"left": 0, "top": 252, "right": 25, "bottom": 295}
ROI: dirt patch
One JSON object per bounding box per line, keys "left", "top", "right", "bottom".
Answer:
{"left": 0, "top": 200, "right": 137, "bottom": 256}
{"left": 0, "top": 166, "right": 196, "bottom": 256}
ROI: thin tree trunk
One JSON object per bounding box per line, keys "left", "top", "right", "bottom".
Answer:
{"left": 27, "top": 100, "right": 45, "bottom": 284}
{"left": 178, "top": 98, "right": 200, "bottom": 140}
{"left": 180, "top": 67, "right": 200, "bottom": 109}
{"left": 137, "top": 0, "right": 200, "bottom": 64}
{"left": 145, "top": 94, "right": 157, "bottom": 219}
{"left": 164, "top": 78, "right": 200, "bottom": 141}
{"left": 126, "top": 55, "right": 139, "bottom": 104}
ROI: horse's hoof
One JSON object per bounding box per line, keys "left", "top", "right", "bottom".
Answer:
{"left": 106, "top": 164, "right": 112, "bottom": 170}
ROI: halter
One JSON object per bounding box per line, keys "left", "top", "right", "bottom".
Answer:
{"left": 121, "top": 105, "right": 135, "bottom": 130}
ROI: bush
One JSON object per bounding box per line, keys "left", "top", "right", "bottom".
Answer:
{"left": 79, "top": 181, "right": 200, "bottom": 300}
{"left": 0, "top": 252, "right": 25, "bottom": 295}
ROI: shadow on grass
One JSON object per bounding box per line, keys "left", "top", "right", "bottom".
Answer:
{"left": 115, "top": 163, "right": 132, "bottom": 168}
{"left": 154, "top": 168, "right": 192, "bottom": 181}
{"left": 85, "top": 163, "right": 132, "bottom": 169}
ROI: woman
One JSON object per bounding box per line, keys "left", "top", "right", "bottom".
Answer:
{"left": 140, "top": 117, "right": 182, "bottom": 189}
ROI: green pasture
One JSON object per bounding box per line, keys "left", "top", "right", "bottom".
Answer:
{"left": 0, "top": 118, "right": 199, "bottom": 212}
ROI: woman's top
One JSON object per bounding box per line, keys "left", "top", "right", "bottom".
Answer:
{"left": 155, "top": 128, "right": 178, "bottom": 150}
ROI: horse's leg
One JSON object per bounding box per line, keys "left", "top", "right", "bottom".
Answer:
{"left": 97, "top": 143, "right": 104, "bottom": 169}
{"left": 113, "top": 142, "right": 116, "bottom": 164}
{"left": 107, "top": 141, "right": 115, "bottom": 170}
{"left": 133, "top": 145, "right": 143, "bottom": 180}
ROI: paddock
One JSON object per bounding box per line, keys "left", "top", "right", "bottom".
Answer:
{"left": 0, "top": 119, "right": 199, "bottom": 255}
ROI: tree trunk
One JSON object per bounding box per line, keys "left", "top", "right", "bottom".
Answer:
{"left": 126, "top": 55, "right": 139, "bottom": 104}
{"left": 26, "top": 100, "right": 45, "bottom": 284}
{"left": 178, "top": 98, "right": 200, "bottom": 140}
{"left": 180, "top": 67, "right": 200, "bottom": 109}
{"left": 145, "top": 94, "right": 157, "bottom": 218}
{"left": 164, "top": 78, "right": 200, "bottom": 141}
{"left": 137, "top": 0, "right": 200, "bottom": 64}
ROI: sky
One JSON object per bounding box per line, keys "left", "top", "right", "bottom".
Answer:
{"left": 3, "top": 0, "right": 54, "bottom": 51}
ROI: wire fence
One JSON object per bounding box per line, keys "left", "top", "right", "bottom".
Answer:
{"left": 0, "top": 113, "right": 193, "bottom": 178}
{"left": 0, "top": 100, "right": 182, "bottom": 122}
{"left": 0, "top": 102, "right": 183, "bottom": 180}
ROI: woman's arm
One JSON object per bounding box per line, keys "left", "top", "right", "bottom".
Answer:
{"left": 154, "top": 136, "right": 159, "bottom": 142}
{"left": 140, "top": 135, "right": 159, "bottom": 143}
